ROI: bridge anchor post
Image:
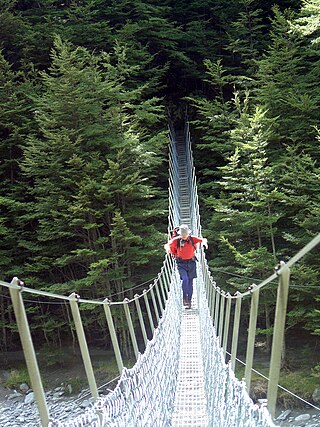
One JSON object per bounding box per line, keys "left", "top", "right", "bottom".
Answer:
{"left": 10, "top": 278, "right": 49, "bottom": 427}
{"left": 267, "top": 262, "right": 290, "bottom": 418}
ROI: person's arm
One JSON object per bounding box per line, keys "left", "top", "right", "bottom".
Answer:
{"left": 202, "top": 237, "right": 208, "bottom": 249}
{"left": 164, "top": 238, "right": 178, "bottom": 257}
{"left": 192, "top": 236, "right": 208, "bottom": 249}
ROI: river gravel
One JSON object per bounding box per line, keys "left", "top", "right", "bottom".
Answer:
{"left": 1, "top": 386, "right": 320, "bottom": 426}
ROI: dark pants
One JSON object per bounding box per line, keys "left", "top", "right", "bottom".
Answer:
{"left": 177, "top": 259, "right": 197, "bottom": 301}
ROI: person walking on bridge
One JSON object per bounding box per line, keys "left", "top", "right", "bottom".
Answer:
{"left": 165, "top": 225, "right": 208, "bottom": 309}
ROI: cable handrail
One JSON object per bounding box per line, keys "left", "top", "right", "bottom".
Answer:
{"left": 0, "top": 264, "right": 168, "bottom": 306}
{"left": 203, "top": 230, "right": 320, "bottom": 300}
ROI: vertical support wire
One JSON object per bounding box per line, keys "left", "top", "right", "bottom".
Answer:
{"left": 244, "top": 285, "right": 260, "bottom": 391}
{"left": 267, "top": 263, "right": 290, "bottom": 418}
{"left": 9, "top": 278, "right": 49, "bottom": 427}
{"left": 123, "top": 298, "right": 139, "bottom": 360}
{"left": 231, "top": 293, "right": 242, "bottom": 372}
{"left": 69, "top": 292, "right": 98, "bottom": 400}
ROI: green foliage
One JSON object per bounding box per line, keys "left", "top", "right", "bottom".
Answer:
{"left": 38, "top": 344, "right": 69, "bottom": 368}
{"left": 4, "top": 368, "right": 30, "bottom": 389}
{"left": 311, "top": 363, "right": 320, "bottom": 379}
{"left": 0, "top": 0, "right": 320, "bottom": 357}
{"left": 226, "top": 0, "right": 268, "bottom": 74}
{"left": 293, "top": 0, "right": 320, "bottom": 44}
{"left": 64, "top": 376, "right": 86, "bottom": 395}
{"left": 192, "top": 1, "right": 320, "bottom": 342}
{"left": 278, "top": 371, "right": 318, "bottom": 407}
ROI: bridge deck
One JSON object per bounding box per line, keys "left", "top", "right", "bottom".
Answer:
{"left": 172, "top": 289, "right": 209, "bottom": 426}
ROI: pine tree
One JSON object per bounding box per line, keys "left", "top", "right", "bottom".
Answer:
{"left": 226, "top": 0, "right": 267, "bottom": 74}
{"left": 20, "top": 37, "right": 166, "bottom": 344}
{"left": 255, "top": 6, "right": 320, "bottom": 151}
{"left": 188, "top": 59, "right": 240, "bottom": 189}
{"left": 207, "top": 105, "right": 282, "bottom": 283}
{"left": 293, "top": 0, "right": 320, "bottom": 44}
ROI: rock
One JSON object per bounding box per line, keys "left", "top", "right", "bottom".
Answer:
{"left": 312, "top": 387, "right": 320, "bottom": 403}
{"left": 24, "top": 392, "right": 35, "bottom": 404}
{"left": 7, "top": 391, "right": 23, "bottom": 400}
{"left": 53, "top": 391, "right": 65, "bottom": 398}
{"left": 19, "top": 383, "right": 29, "bottom": 393}
{"left": 294, "top": 413, "right": 311, "bottom": 422}
{"left": 276, "top": 409, "right": 291, "bottom": 421}
{"left": 80, "top": 399, "right": 91, "bottom": 409}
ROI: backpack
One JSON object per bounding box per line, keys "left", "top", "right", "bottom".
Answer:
{"left": 176, "top": 235, "right": 195, "bottom": 249}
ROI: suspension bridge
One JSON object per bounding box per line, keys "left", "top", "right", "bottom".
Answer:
{"left": 1, "top": 123, "right": 320, "bottom": 426}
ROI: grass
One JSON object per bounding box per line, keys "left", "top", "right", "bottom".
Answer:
{"left": 4, "top": 368, "right": 30, "bottom": 389}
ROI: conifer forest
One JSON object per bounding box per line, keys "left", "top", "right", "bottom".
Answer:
{"left": 1, "top": 0, "right": 320, "bottom": 396}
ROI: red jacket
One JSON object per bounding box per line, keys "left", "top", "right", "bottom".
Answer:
{"left": 168, "top": 236, "right": 203, "bottom": 260}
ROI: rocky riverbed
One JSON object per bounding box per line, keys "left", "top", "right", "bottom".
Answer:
{"left": 0, "top": 381, "right": 320, "bottom": 427}
{"left": 0, "top": 382, "right": 102, "bottom": 427}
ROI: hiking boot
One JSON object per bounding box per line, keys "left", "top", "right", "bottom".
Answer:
{"left": 186, "top": 300, "right": 191, "bottom": 309}
{"left": 183, "top": 298, "right": 188, "bottom": 306}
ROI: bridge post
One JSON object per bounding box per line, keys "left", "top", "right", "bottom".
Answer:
{"left": 9, "top": 278, "right": 49, "bottom": 427}
{"left": 210, "top": 281, "right": 216, "bottom": 319}
{"left": 267, "top": 262, "right": 290, "bottom": 418}
{"left": 222, "top": 293, "right": 232, "bottom": 357}
{"left": 143, "top": 289, "right": 155, "bottom": 333}
{"left": 214, "top": 287, "right": 220, "bottom": 330}
{"left": 69, "top": 292, "right": 98, "bottom": 400}
{"left": 204, "top": 273, "right": 209, "bottom": 301}
{"left": 159, "top": 274, "right": 167, "bottom": 304}
{"left": 155, "top": 280, "right": 164, "bottom": 315}
{"left": 244, "top": 285, "right": 260, "bottom": 391}
{"left": 123, "top": 298, "right": 139, "bottom": 360}
{"left": 206, "top": 275, "right": 211, "bottom": 312}
{"left": 135, "top": 295, "right": 148, "bottom": 347}
{"left": 230, "top": 293, "right": 242, "bottom": 371}
{"left": 163, "top": 267, "right": 170, "bottom": 296}
{"left": 163, "top": 258, "right": 171, "bottom": 295}
{"left": 150, "top": 286, "right": 160, "bottom": 323}
{"left": 103, "top": 299, "right": 124, "bottom": 373}
{"left": 218, "top": 290, "right": 226, "bottom": 340}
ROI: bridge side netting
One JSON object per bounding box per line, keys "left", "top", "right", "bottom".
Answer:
{"left": 195, "top": 262, "right": 275, "bottom": 427}
{"left": 48, "top": 269, "right": 182, "bottom": 427}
